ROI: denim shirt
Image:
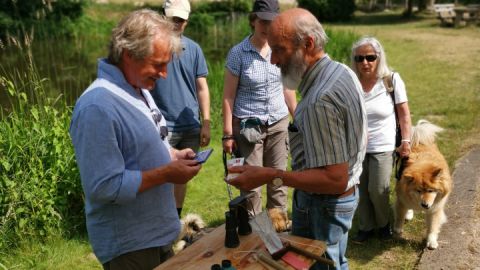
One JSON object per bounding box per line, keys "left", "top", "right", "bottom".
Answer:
{"left": 69, "top": 58, "right": 180, "bottom": 263}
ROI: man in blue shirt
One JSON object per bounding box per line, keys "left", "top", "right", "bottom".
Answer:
{"left": 69, "top": 10, "right": 202, "bottom": 270}
{"left": 152, "top": 0, "right": 211, "bottom": 217}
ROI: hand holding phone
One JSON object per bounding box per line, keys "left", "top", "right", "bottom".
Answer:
{"left": 195, "top": 148, "right": 213, "bottom": 164}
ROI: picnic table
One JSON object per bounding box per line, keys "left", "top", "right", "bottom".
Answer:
{"left": 434, "top": 3, "right": 480, "bottom": 27}
{"left": 153, "top": 224, "right": 328, "bottom": 270}
{"left": 453, "top": 5, "right": 480, "bottom": 27}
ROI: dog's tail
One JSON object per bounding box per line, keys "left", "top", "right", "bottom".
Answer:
{"left": 411, "top": 119, "right": 444, "bottom": 147}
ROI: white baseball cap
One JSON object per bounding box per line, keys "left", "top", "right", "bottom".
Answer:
{"left": 163, "top": 0, "right": 191, "bottom": 20}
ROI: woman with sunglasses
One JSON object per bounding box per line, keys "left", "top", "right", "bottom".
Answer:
{"left": 350, "top": 36, "right": 412, "bottom": 243}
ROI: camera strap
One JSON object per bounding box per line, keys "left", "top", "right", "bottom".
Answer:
{"left": 223, "top": 150, "right": 234, "bottom": 201}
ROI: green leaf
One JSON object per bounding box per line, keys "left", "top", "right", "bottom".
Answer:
{"left": 31, "top": 107, "right": 39, "bottom": 121}
{"left": 1, "top": 159, "right": 12, "bottom": 172}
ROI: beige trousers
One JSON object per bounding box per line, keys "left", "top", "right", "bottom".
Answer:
{"left": 232, "top": 116, "right": 289, "bottom": 215}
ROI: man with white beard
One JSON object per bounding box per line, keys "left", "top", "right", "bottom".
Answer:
{"left": 227, "top": 8, "right": 367, "bottom": 270}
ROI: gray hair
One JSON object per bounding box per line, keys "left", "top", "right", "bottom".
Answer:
{"left": 292, "top": 15, "right": 329, "bottom": 51}
{"left": 350, "top": 36, "right": 391, "bottom": 78}
{"left": 108, "top": 9, "right": 181, "bottom": 65}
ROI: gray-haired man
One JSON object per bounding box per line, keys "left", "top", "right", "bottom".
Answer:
{"left": 70, "top": 9, "right": 201, "bottom": 269}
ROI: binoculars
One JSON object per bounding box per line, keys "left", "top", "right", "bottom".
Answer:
{"left": 224, "top": 195, "right": 252, "bottom": 248}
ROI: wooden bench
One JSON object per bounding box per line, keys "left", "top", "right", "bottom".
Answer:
{"left": 434, "top": 4, "right": 456, "bottom": 26}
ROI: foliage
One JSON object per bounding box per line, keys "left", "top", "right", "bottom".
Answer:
{"left": 0, "top": 0, "right": 85, "bottom": 38}
{"left": 298, "top": 0, "right": 356, "bottom": 22}
{"left": 0, "top": 66, "right": 83, "bottom": 251}
{"left": 188, "top": 13, "right": 215, "bottom": 34}
{"left": 324, "top": 29, "right": 358, "bottom": 64}
{"left": 193, "top": 0, "right": 252, "bottom": 14}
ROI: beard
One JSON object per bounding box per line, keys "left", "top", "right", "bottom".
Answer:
{"left": 280, "top": 49, "right": 308, "bottom": 90}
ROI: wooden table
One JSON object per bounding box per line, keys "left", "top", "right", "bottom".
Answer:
{"left": 454, "top": 6, "right": 480, "bottom": 27}
{"left": 154, "top": 225, "right": 327, "bottom": 270}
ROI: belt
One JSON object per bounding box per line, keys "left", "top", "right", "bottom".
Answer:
{"left": 337, "top": 186, "right": 356, "bottom": 198}
{"left": 307, "top": 185, "right": 356, "bottom": 199}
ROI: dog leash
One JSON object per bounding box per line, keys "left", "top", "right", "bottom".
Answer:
{"left": 394, "top": 154, "right": 408, "bottom": 181}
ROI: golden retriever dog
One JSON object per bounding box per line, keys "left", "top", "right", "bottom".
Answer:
{"left": 394, "top": 120, "right": 452, "bottom": 250}
{"left": 173, "top": 213, "right": 206, "bottom": 254}
{"left": 268, "top": 208, "right": 291, "bottom": 232}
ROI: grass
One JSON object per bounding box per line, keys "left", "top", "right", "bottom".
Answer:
{"left": 1, "top": 6, "right": 480, "bottom": 270}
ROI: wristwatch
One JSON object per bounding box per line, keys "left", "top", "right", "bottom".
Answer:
{"left": 272, "top": 170, "right": 284, "bottom": 187}
{"left": 272, "top": 177, "right": 283, "bottom": 187}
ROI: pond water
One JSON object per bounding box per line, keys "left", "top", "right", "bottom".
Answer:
{"left": 0, "top": 14, "right": 249, "bottom": 111}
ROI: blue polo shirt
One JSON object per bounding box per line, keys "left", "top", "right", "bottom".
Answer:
{"left": 69, "top": 58, "right": 180, "bottom": 264}
{"left": 152, "top": 35, "right": 208, "bottom": 132}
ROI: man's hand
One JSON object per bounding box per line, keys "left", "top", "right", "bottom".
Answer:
{"left": 227, "top": 165, "right": 273, "bottom": 190}
{"left": 139, "top": 158, "right": 201, "bottom": 192}
{"left": 166, "top": 159, "right": 201, "bottom": 185}
{"left": 173, "top": 148, "right": 196, "bottom": 161}
{"left": 200, "top": 120, "right": 211, "bottom": 147}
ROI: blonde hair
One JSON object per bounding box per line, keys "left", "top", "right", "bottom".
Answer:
{"left": 108, "top": 9, "right": 181, "bottom": 64}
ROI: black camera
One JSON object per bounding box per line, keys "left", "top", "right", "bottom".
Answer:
{"left": 224, "top": 194, "right": 252, "bottom": 248}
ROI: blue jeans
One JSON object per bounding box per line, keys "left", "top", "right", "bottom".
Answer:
{"left": 292, "top": 187, "right": 359, "bottom": 270}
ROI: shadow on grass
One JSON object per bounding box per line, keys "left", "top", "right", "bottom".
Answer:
{"left": 331, "top": 11, "right": 429, "bottom": 26}
{"left": 347, "top": 234, "right": 424, "bottom": 265}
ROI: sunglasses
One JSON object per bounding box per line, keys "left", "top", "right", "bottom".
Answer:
{"left": 354, "top": 54, "right": 378, "bottom": 63}
{"left": 151, "top": 109, "right": 168, "bottom": 140}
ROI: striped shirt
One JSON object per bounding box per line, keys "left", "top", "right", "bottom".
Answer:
{"left": 289, "top": 55, "right": 367, "bottom": 190}
{"left": 225, "top": 36, "right": 289, "bottom": 125}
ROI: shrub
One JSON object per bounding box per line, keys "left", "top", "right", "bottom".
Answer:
{"left": 0, "top": 69, "right": 84, "bottom": 251}
{"left": 297, "top": 0, "right": 356, "bottom": 22}
{"left": 0, "top": 0, "right": 85, "bottom": 38}
{"left": 325, "top": 29, "right": 358, "bottom": 64}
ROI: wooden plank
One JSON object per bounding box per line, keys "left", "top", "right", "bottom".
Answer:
{"left": 154, "top": 225, "right": 327, "bottom": 270}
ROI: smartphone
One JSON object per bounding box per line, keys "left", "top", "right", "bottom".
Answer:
{"left": 195, "top": 148, "right": 213, "bottom": 164}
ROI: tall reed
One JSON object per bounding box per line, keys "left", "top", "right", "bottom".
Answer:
{"left": 0, "top": 47, "right": 83, "bottom": 251}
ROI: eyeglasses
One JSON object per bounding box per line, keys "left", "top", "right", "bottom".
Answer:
{"left": 354, "top": 54, "right": 378, "bottom": 63}
{"left": 151, "top": 109, "right": 168, "bottom": 140}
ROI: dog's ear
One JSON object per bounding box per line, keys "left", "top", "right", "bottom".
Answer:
{"left": 402, "top": 174, "right": 414, "bottom": 184}
{"left": 432, "top": 167, "right": 442, "bottom": 179}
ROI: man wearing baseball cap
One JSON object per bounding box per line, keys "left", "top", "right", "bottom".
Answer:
{"left": 152, "top": 0, "right": 211, "bottom": 218}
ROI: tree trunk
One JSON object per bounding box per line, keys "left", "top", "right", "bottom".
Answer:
{"left": 405, "top": 0, "right": 414, "bottom": 17}
{"left": 427, "top": 0, "right": 435, "bottom": 11}
{"left": 385, "top": 0, "right": 392, "bottom": 9}
{"left": 368, "top": 0, "right": 377, "bottom": 11}
{"left": 418, "top": 0, "right": 427, "bottom": 11}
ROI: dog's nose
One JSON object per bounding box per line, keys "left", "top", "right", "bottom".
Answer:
{"left": 421, "top": 202, "right": 430, "bottom": 209}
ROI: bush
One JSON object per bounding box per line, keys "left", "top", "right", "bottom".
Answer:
{"left": 325, "top": 29, "right": 358, "bottom": 64}
{"left": 193, "top": 0, "right": 252, "bottom": 14}
{"left": 297, "top": 0, "right": 356, "bottom": 22}
{"left": 0, "top": 70, "right": 84, "bottom": 251}
{"left": 0, "top": 0, "right": 85, "bottom": 38}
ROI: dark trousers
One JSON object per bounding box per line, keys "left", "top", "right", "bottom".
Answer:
{"left": 102, "top": 245, "right": 174, "bottom": 270}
